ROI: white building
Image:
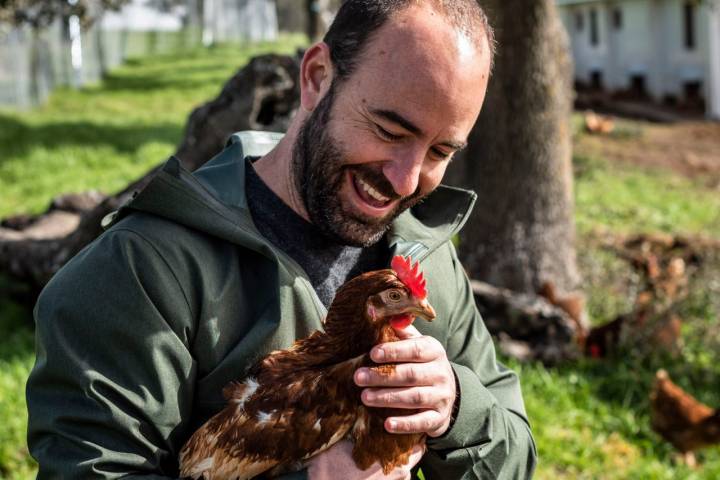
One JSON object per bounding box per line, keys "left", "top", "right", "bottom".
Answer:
{"left": 557, "top": 0, "right": 720, "bottom": 119}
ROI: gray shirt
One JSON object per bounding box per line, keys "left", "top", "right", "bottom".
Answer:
{"left": 245, "top": 158, "right": 388, "bottom": 308}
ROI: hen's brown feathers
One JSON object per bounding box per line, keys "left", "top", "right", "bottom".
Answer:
{"left": 179, "top": 268, "right": 431, "bottom": 479}
{"left": 650, "top": 370, "right": 720, "bottom": 458}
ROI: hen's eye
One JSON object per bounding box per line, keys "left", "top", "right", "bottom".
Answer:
{"left": 388, "top": 290, "right": 402, "bottom": 301}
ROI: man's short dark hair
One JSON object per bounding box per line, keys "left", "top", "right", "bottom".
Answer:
{"left": 323, "top": 0, "right": 496, "bottom": 82}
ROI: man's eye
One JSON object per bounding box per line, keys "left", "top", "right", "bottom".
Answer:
{"left": 431, "top": 148, "right": 453, "bottom": 161}
{"left": 376, "top": 125, "right": 403, "bottom": 141}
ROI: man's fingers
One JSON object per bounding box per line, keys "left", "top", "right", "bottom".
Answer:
{"left": 370, "top": 336, "right": 443, "bottom": 364}
{"left": 355, "top": 363, "right": 444, "bottom": 387}
{"left": 385, "top": 409, "right": 445, "bottom": 435}
{"left": 361, "top": 386, "right": 445, "bottom": 409}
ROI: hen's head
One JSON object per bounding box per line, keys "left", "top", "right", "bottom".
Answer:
{"left": 324, "top": 256, "right": 436, "bottom": 350}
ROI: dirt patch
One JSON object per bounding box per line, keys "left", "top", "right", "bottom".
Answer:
{"left": 575, "top": 116, "right": 720, "bottom": 185}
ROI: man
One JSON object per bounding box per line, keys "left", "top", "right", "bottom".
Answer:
{"left": 27, "top": 0, "right": 537, "bottom": 478}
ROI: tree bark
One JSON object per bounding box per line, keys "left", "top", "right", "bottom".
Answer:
{"left": 0, "top": 54, "right": 301, "bottom": 296}
{"left": 458, "top": 0, "right": 580, "bottom": 294}
{"left": 471, "top": 280, "right": 581, "bottom": 364}
{"left": 305, "top": 0, "right": 329, "bottom": 43}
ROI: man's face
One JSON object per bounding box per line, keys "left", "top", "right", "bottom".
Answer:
{"left": 293, "top": 82, "right": 428, "bottom": 246}
{"left": 293, "top": 5, "right": 492, "bottom": 247}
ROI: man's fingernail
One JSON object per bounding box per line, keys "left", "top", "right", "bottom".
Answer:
{"left": 356, "top": 370, "right": 368, "bottom": 384}
{"left": 388, "top": 420, "right": 397, "bottom": 431}
{"left": 373, "top": 348, "right": 385, "bottom": 361}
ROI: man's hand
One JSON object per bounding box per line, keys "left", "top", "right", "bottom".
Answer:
{"left": 354, "top": 325, "right": 457, "bottom": 438}
{"left": 307, "top": 440, "right": 424, "bottom": 480}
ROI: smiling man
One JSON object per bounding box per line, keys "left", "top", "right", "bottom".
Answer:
{"left": 27, "top": 1, "right": 536, "bottom": 479}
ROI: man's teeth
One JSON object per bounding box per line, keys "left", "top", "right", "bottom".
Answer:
{"left": 357, "top": 178, "right": 390, "bottom": 203}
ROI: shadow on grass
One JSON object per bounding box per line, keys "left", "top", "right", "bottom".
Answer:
{"left": 96, "top": 70, "right": 234, "bottom": 94}
{"left": 0, "top": 275, "right": 34, "bottom": 364}
{"left": 0, "top": 114, "right": 183, "bottom": 161}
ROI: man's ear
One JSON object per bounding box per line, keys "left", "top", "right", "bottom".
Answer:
{"left": 300, "top": 42, "right": 334, "bottom": 112}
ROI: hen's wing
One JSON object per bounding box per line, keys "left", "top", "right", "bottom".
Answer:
{"left": 180, "top": 357, "right": 365, "bottom": 479}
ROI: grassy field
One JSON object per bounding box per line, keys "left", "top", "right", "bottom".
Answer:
{"left": 1, "top": 38, "right": 719, "bottom": 479}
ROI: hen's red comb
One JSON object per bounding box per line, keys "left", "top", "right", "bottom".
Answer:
{"left": 391, "top": 255, "right": 427, "bottom": 299}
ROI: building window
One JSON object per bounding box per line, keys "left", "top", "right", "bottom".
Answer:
{"left": 590, "top": 8, "right": 599, "bottom": 46}
{"left": 576, "top": 11, "right": 584, "bottom": 31}
{"left": 684, "top": 2, "right": 696, "bottom": 50}
{"left": 630, "top": 74, "right": 648, "bottom": 98}
{"left": 684, "top": 81, "right": 702, "bottom": 101}
{"left": 612, "top": 8, "right": 623, "bottom": 30}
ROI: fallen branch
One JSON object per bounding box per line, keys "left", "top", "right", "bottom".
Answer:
{"left": 471, "top": 280, "right": 582, "bottom": 364}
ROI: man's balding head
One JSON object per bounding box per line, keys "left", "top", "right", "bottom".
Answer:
{"left": 323, "top": 0, "right": 496, "bottom": 82}
{"left": 255, "top": 0, "right": 494, "bottom": 246}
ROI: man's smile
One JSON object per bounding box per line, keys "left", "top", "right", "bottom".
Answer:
{"left": 348, "top": 170, "right": 399, "bottom": 217}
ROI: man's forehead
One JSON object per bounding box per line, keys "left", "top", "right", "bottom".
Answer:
{"left": 369, "top": 5, "right": 476, "bottom": 66}
{"left": 340, "top": 6, "right": 489, "bottom": 141}
{"left": 353, "top": 4, "right": 490, "bottom": 96}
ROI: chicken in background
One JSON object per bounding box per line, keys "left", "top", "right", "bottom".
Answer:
{"left": 583, "top": 298, "right": 682, "bottom": 359}
{"left": 650, "top": 369, "right": 720, "bottom": 467}
{"left": 584, "top": 110, "right": 615, "bottom": 135}
{"left": 581, "top": 232, "right": 694, "bottom": 358}
{"left": 179, "top": 256, "right": 436, "bottom": 479}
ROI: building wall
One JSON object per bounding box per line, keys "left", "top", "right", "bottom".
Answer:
{"left": 558, "top": 0, "right": 714, "bottom": 112}
{"left": 708, "top": 1, "right": 720, "bottom": 118}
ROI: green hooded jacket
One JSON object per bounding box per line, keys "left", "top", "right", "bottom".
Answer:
{"left": 26, "top": 131, "right": 537, "bottom": 479}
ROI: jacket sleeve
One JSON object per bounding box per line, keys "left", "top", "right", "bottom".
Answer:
{"left": 26, "top": 228, "right": 197, "bottom": 479}
{"left": 421, "top": 246, "right": 537, "bottom": 480}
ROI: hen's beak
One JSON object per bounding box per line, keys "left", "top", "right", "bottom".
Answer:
{"left": 413, "top": 298, "right": 436, "bottom": 322}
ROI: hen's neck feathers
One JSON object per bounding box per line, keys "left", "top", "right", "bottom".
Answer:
{"left": 260, "top": 271, "right": 402, "bottom": 371}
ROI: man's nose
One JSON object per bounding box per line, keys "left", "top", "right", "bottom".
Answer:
{"left": 382, "top": 147, "right": 425, "bottom": 198}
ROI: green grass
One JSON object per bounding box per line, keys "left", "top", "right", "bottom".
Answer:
{"left": 0, "top": 291, "right": 35, "bottom": 480}
{"left": 574, "top": 154, "right": 720, "bottom": 238}
{"left": 0, "top": 35, "right": 306, "bottom": 218}
{"left": 519, "top": 253, "right": 720, "bottom": 479}
{"left": 519, "top": 356, "right": 720, "bottom": 480}
{"left": 525, "top": 241, "right": 720, "bottom": 479}
{"left": 1, "top": 36, "right": 719, "bottom": 479}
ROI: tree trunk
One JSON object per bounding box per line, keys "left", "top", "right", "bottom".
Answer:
{"left": 458, "top": 0, "right": 580, "bottom": 295}
{"left": 94, "top": 17, "right": 108, "bottom": 78}
{"left": 305, "top": 0, "right": 326, "bottom": 43}
{"left": 28, "top": 26, "right": 42, "bottom": 105}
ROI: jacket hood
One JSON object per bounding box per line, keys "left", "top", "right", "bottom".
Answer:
{"left": 114, "top": 131, "right": 477, "bottom": 262}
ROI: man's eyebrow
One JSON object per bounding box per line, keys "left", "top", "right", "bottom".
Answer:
{"left": 440, "top": 139, "right": 467, "bottom": 151}
{"left": 370, "top": 109, "right": 423, "bottom": 136}
{"left": 370, "top": 108, "right": 466, "bottom": 151}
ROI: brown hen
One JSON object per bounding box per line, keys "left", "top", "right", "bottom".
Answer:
{"left": 179, "top": 257, "right": 436, "bottom": 479}
{"left": 650, "top": 369, "right": 720, "bottom": 467}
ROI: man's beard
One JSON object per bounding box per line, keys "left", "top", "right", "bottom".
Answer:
{"left": 292, "top": 83, "right": 426, "bottom": 247}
